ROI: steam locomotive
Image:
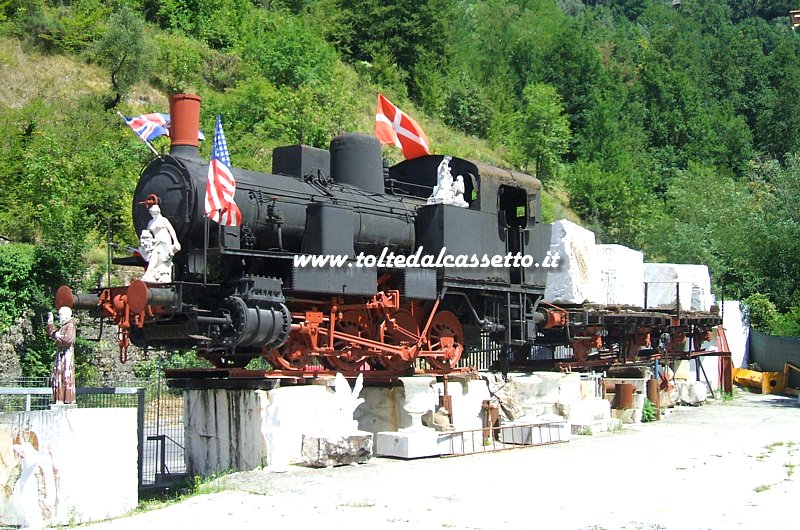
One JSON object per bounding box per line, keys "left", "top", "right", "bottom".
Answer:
{"left": 56, "top": 94, "right": 721, "bottom": 373}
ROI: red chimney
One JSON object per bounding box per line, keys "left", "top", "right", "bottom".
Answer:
{"left": 169, "top": 93, "right": 201, "bottom": 158}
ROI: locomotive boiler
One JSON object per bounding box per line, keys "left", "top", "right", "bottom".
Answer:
{"left": 57, "top": 94, "right": 558, "bottom": 373}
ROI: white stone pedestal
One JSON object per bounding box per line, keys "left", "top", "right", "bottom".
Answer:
{"left": 376, "top": 430, "right": 442, "bottom": 458}
{"left": 375, "top": 376, "right": 442, "bottom": 458}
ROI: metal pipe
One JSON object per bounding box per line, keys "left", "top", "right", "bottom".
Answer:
{"left": 196, "top": 315, "right": 232, "bottom": 325}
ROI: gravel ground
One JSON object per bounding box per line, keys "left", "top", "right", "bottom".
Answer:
{"left": 84, "top": 392, "right": 800, "bottom": 530}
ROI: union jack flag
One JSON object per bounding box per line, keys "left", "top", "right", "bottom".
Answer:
{"left": 204, "top": 115, "right": 241, "bottom": 226}
{"left": 122, "top": 112, "right": 169, "bottom": 142}
{"left": 120, "top": 112, "right": 206, "bottom": 143}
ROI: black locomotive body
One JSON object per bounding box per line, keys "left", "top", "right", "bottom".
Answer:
{"left": 57, "top": 94, "right": 722, "bottom": 373}
{"left": 123, "top": 111, "right": 554, "bottom": 370}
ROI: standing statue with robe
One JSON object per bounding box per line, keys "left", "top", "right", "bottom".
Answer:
{"left": 46, "top": 307, "right": 76, "bottom": 404}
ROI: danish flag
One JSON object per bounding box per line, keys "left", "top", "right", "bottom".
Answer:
{"left": 204, "top": 115, "right": 242, "bottom": 227}
{"left": 374, "top": 94, "right": 430, "bottom": 160}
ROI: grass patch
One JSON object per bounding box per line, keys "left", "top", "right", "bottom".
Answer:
{"left": 784, "top": 462, "right": 795, "bottom": 478}
{"left": 132, "top": 471, "right": 235, "bottom": 514}
{"left": 719, "top": 391, "right": 734, "bottom": 402}
{"left": 753, "top": 484, "right": 771, "bottom": 493}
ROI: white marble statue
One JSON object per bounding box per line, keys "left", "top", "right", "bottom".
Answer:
{"left": 427, "top": 156, "right": 468, "bottom": 207}
{"left": 428, "top": 156, "right": 455, "bottom": 205}
{"left": 139, "top": 204, "right": 181, "bottom": 283}
{"left": 332, "top": 372, "right": 365, "bottom": 434}
{"left": 452, "top": 175, "right": 469, "bottom": 207}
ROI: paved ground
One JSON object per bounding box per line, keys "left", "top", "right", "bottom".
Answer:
{"left": 85, "top": 393, "right": 800, "bottom": 529}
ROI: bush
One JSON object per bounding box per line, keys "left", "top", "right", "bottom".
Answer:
{"left": 441, "top": 71, "right": 492, "bottom": 138}
{"left": 236, "top": 9, "right": 337, "bottom": 88}
{"left": 0, "top": 244, "right": 42, "bottom": 334}
{"left": 642, "top": 398, "right": 657, "bottom": 423}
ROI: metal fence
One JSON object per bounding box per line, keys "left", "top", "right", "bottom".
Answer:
{"left": 0, "top": 373, "right": 186, "bottom": 489}
{"left": 458, "top": 334, "right": 574, "bottom": 371}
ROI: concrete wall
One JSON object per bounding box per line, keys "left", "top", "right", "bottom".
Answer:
{"left": 0, "top": 408, "right": 138, "bottom": 526}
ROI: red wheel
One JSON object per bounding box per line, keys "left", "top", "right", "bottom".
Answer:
{"left": 266, "top": 335, "right": 312, "bottom": 371}
{"left": 372, "top": 309, "right": 419, "bottom": 371}
{"left": 322, "top": 310, "right": 371, "bottom": 371}
{"left": 425, "top": 311, "right": 464, "bottom": 371}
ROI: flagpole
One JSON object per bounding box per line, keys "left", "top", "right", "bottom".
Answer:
{"left": 204, "top": 215, "right": 209, "bottom": 285}
{"left": 116, "top": 110, "right": 164, "bottom": 160}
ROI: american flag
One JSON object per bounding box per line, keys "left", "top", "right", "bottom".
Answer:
{"left": 204, "top": 115, "right": 241, "bottom": 226}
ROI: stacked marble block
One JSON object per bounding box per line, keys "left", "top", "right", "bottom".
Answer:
{"left": 545, "top": 219, "right": 713, "bottom": 310}
{"left": 360, "top": 375, "right": 575, "bottom": 458}
{"left": 486, "top": 372, "right": 615, "bottom": 436}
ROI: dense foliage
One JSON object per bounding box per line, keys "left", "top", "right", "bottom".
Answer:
{"left": 2, "top": 0, "right": 800, "bottom": 366}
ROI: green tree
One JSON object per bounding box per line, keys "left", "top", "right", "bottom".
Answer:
{"left": 509, "top": 83, "right": 571, "bottom": 178}
{"left": 94, "top": 6, "right": 156, "bottom": 109}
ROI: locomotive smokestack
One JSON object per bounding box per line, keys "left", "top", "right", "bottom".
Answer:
{"left": 169, "top": 93, "right": 201, "bottom": 159}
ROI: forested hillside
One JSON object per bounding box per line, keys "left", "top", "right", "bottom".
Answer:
{"left": 2, "top": 0, "right": 800, "bottom": 376}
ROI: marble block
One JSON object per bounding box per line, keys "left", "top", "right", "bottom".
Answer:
{"left": 556, "top": 398, "right": 611, "bottom": 422}
{"left": 676, "top": 381, "right": 708, "bottom": 405}
{"left": 644, "top": 263, "right": 712, "bottom": 311}
{"left": 545, "top": 220, "right": 600, "bottom": 304}
{"left": 376, "top": 430, "right": 442, "bottom": 459}
{"left": 300, "top": 432, "right": 373, "bottom": 467}
{"left": 498, "top": 420, "right": 571, "bottom": 445}
{"left": 595, "top": 244, "right": 645, "bottom": 307}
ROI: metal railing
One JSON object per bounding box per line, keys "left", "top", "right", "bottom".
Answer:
{"left": 439, "top": 420, "right": 569, "bottom": 457}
